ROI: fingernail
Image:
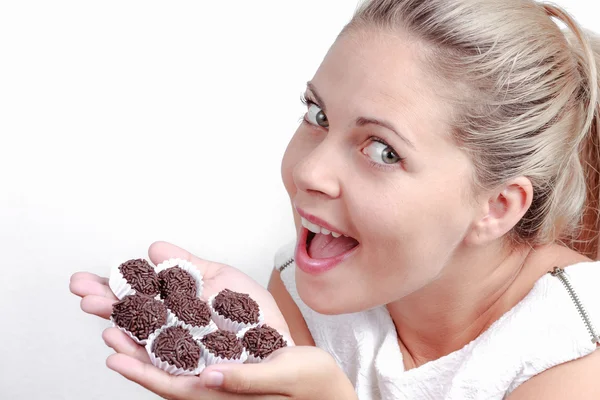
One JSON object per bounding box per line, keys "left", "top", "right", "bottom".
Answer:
{"left": 205, "top": 371, "right": 224, "bottom": 388}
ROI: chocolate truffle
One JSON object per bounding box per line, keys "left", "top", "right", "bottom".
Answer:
{"left": 158, "top": 266, "right": 196, "bottom": 300}
{"left": 111, "top": 293, "right": 168, "bottom": 341}
{"left": 152, "top": 326, "right": 201, "bottom": 371}
{"left": 201, "top": 330, "right": 244, "bottom": 360}
{"left": 213, "top": 289, "right": 260, "bottom": 324}
{"left": 119, "top": 258, "right": 159, "bottom": 297}
{"left": 242, "top": 325, "right": 287, "bottom": 359}
{"left": 164, "top": 292, "right": 212, "bottom": 327}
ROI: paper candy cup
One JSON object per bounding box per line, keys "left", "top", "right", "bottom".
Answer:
{"left": 155, "top": 258, "right": 204, "bottom": 298}
{"left": 108, "top": 263, "right": 135, "bottom": 300}
{"left": 170, "top": 313, "right": 218, "bottom": 340}
{"left": 208, "top": 293, "right": 264, "bottom": 333}
{"left": 238, "top": 324, "right": 292, "bottom": 364}
{"left": 198, "top": 330, "right": 248, "bottom": 366}
{"left": 110, "top": 308, "right": 175, "bottom": 346}
{"left": 145, "top": 323, "right": 206, "bottom": 376}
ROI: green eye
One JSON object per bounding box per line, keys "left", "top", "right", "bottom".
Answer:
{"left": 363, "top": 140, "right": 402, "bottom": 165}
{"left": 307, "top": 104, "right": 329, "bottom": 128}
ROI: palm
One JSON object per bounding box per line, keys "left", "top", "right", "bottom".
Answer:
{"left": 199, "top": 256, "right": 289, "bottom": 336}
{"left": 70, "top": 241, "right": 291, "bottom": 378}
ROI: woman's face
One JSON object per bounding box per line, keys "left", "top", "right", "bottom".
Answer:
{"left": 281, "top": 29, "right": 479, "bottom": 314}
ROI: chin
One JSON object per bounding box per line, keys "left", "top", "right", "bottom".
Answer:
{"left": 295, "top": 278, "right": 366, "bottom": 315}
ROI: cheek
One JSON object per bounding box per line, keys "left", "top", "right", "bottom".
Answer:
{"left": 280, "top": 133, "right": 300, "bottom": 198}
{"left": 281, "top": 129, "right": 310, "bottom": 232}
{"left": 355, "top": 175, "right": 472, "bottom": 264}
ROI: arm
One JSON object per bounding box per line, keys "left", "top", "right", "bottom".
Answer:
{"left": 506, "top": 348, "right": 600, "bottom": 399}
{"left": 267, "top": 268, "right": 315, "bottom": 346}
{"left": 71, "top": 242, "right": 353, "bottom": 399}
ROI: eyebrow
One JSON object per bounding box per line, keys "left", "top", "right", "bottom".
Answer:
{"left": 306, "top": 81, "right": 417, "bottom": 151}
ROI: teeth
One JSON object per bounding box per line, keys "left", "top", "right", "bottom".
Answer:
{"left": 301, "top": 217, "right": 343, "bottom": 238}
{"left": 301, "top": 217, "right": 321, "bottom": 234}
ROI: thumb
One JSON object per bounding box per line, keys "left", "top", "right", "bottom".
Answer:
{"left": 199, "top": 363, "right": 291, "bottom": 395}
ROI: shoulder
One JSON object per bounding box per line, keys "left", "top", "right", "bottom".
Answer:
{"left": 506, "top": 348, "right": 600, "bottom": 399}
{"left": 506, "top": 255, "right": 600, "bottom": 399}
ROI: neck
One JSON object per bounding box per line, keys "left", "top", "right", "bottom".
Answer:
{"left": 386, "top": 241, "right": 536, "bottom": 369}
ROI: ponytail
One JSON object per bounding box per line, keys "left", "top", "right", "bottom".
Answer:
{"left": 545, "top": 3, "right": 600, "bottom": 259}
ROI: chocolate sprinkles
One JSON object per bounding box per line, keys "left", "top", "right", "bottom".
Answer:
{"left": 242, "top": 325, "right": 287, "bottom": 359}
{"left": 201, "top": 330, "right": 245, "bottom": 360}
{"left": 158, "top": 266, "right": 196, "bottom": 300}
{"left": 164, "top": 292, "right": 212, "bottom": 327}
{"left": 213, "top": 289, "right": 260, "bottom": 324}
{"left": 111, "top": 293, "right": 168, "bottom": 340}
{"left": 119, "top": 258, "right": 159, "bottom": 297}
{"left": 152, "top": 326, "right": 201, "bottom": 371}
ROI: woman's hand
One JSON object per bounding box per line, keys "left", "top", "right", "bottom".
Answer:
{"left": 197, "top": 345, "right": 358, "bottom": 400}
{"left": 69, "top": 241, "right": 292, "bottom": 340}
{"left": 70, "top": 241, "right": 357, "bottom": 399}
{"left": 101, "top": 330, "right": 357, "bottom": 400}
{"left": 71, "top": 241, "right": 336, "bottom": 399}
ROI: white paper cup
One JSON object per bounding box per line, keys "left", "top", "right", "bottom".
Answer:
{"left": 110, "top": 308, "right": 175, "bottom": 346}
{"left": 155, "top": 258, "right": 204, "bottom": 298}
{"left": 146, "top": 324, "right": 205, "bottom": 376}
{"left": 238, "top": 324, "right": 292, "bottom": 363}
{"left": 108, "top": 263, "right": 135, "bottom": 300}
{"left": 198, "top": 330, "right": 248, "bottom": 366}
{"left": 170, "top": 314, "right": 218, "bottom": 339}
{"left": 208, "top": 293, "right": 264, "bottom": 333}
{"left": 108, "top": 260, "right": 161, "bottom": 300}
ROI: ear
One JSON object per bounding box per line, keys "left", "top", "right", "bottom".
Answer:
{"left": 465, "top": 177, "right": 533, "bottom": 246}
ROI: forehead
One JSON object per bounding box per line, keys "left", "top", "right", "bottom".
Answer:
{"left": 310, "top": 29, "right": 452, "bottom": 144}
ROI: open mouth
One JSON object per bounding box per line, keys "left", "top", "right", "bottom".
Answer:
{"left": 305, "top": 229, "right": 360, "bottom": 260}
{"left": 307, "top": 231, "right": 316, "bottom": 243}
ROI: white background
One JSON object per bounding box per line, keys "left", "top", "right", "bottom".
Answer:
{"left": 0, "top": 1, "right": 598, "bottom": 399}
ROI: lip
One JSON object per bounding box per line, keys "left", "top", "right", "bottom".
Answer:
{"left": 294, "top": 226, "right": 360, "bottom": 275}
{"left": 295, "top": 206, "right": 346, "bottom": 236}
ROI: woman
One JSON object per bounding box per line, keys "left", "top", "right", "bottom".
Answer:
{"left": 71, "top": 0, "right": 600, "bottom": 398}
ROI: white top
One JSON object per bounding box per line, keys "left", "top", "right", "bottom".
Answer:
{"left": 274, "top": 241, "right": 600, "bottom": 400}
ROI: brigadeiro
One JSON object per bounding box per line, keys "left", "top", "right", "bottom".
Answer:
{"left": 109, "top": 258, "right": 159, "bottom": 299}
{"left": 209, "top": 289, "right": 263, "bottom": 332}
{"left": 146, "top": 325, "right": 205, "bottom": 376}
{"left": 110, "top": 293, "right": 170, "bottom": 344}
{"left": 164, "top": 292, "right": 217, "bottom": 337}
{"left": 155, "top": 258, "right": 203, "bottom": 300}
{"left": 199, "top": 330, "right": 248, "bottom": 365}
{"left": 241, "top": 324, "right": 289, "bottom": 363}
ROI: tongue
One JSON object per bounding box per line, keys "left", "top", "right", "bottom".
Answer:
{"left": 308, "top": 233, "right": 359, "bottom": 259}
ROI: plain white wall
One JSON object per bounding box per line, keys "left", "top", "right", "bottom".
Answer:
{"left": 1, "top": 1, "right": 598, "bottom": 399}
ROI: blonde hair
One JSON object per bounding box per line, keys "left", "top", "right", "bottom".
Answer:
{"left": 345, "top": 0, "right": 600, "bottom": 258}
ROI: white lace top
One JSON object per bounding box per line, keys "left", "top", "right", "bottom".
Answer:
{"left": 274, "top": 241, "right": 600, "bottom": 400}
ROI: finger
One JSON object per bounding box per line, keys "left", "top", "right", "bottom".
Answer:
{"left": 107, "top": 354, "right": 287, "bottom": 400}
{"left": 70, "top": 272, "right": 109, "bottom": 285}
{"left": 106, "top": 353, "right": 204, "bottom": 399}
{"left": 199, "top": 363, "right": 291, "bottom": 396}
{"left": 102, "top": 328, "right": 150, "bottom": 363}
{"left": 148, "top": 241, "right": 212, "bottom": 276}
{"left": 81, "top": 295, "right": 116, "bottom": 319}
{"left": 70, "top": 279, "right": 116, "bottom": 300}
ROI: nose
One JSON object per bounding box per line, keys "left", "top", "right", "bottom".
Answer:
{"left": 292, "top": 139, "right": 342, "bottom": 199}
